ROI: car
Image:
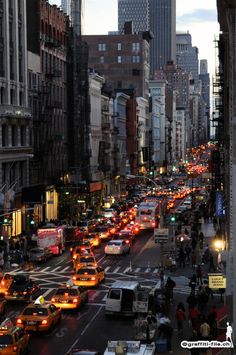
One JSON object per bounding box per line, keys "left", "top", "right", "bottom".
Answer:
{"left": 0, "top": 320, "right": 30, "bottom": 355}
{"left": 28, "top": 247, "right": 53, "bottom": 262}
{"left": 16, "top": 297, "right": 61, "bottom": 332}
{"left": 51, "top": 284, "right": 88, "bottom": 310}
{"left": 73, "top": 255, "right": 97, "bottom": 271}
{"left": 102, "top": 208, "right": 117, "bottom": 219}
{"left": 71, "top": 243, "right": 94, "bottom": 259}
{"left": 93, "top": 226, "right": 111, "bottom": 241}
{"left": 83, "top": 233, "right": 101, "bottom": 248}
{"left": 68, "top": 349, "right": 101, "bottom": 355}
{"left": 73, "top": 266, "right": 105, "bottom": 287}
{"left": 93, "top": 215, "right": 107, "bottom": 224}
{"left": 113, "top": 231, "right": 135, "bottom": 245}
{"left": 107, "top": 223, "right": 118, "bottom": 235}
{"left": 0, "top": 274, "right": 14, "bottom": 293}
{"left": 77, "top": 220, "right": 96, "bottom": 233}
{"left": 5, "top": 274, "right": 41, "bottom": 302}
{"left": 104, "top": 240, "right": 130, "bottom": 256}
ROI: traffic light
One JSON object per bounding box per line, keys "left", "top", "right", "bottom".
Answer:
{"left": 3, "top": 217, "right": 8, "bottom": 224}
{"left": 30, "top": 219, "right": 35, "bottom": 225}
{"left": 170, "top": 215, "right": 176, "bottom": 223}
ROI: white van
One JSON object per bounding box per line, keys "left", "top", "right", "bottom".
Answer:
{"left": 105, "top": 281, "right": 150, "bottom": 316}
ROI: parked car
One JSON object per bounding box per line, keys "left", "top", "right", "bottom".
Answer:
{"left": 28, "top": 247, "right": 53, "bottom": 262}
{"left": 104, "top": 240, "right": 130, "bottom": 256}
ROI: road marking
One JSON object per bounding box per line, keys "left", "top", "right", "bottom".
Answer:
{"left": 144, "top": 268, "right": 151, "bottom": 273}
{"left": 102, "top": 294, "right": 107, "bottom": 301}
{"left": 113, "top": 267, "right": 120, "bottom": 273}
{"left": 153, "top": 268, "right": 158, "bottom": 273}
{"left": 40, "top": 267, "right": 50, "bottom": 272}
{"left": 51, "top": 266, "right": 61, "bottom": 272}
{"left": 105, "top": 266, "right": 110, "bottom": 272}
{"left": 41, "top": 288, "right": 54, "bottom": 298}
{"left": 97, "top": 255, "right": 106, "bottom": 264}
{"left": 87, "top": 303, "right": 105, "bottom": 307}
{"left": 60, "top": 266, "right": 70, "bottom": 273}
{"left": 66, "top": 305, "right": 103, "bottom": 354}
{"left": 123, "top": 267, "right": 131, "bottom": 273}
{"left": 134, "top": 268, "right": 141, "bottom": 272}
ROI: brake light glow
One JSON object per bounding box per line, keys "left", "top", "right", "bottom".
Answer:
{"left": 17, "top": 318, "right": 22, "bottom": 324}
{"left": 152, "top": 222, "right": 156, "bottom": 227}
{"left": 125, "top": 240, "right": 130, "bottom": 244}
{"left": 91, "top": 277, "right": 96, "bottom": 281}
{"left": 1, "top": 281, "right": 4, "bottom": 285}
{"left": 51, "top": 298, "right": 55, "bottom": 302}
{"left": 23, "top": 291, "right": 27, "bottom": 295}
{"left": 73, "top": 298, "right": 78, "bottom": 303}
{"left": 41, "top": 319, "right": 48, "bottom": 325}
{"left": 13, "top": 346, "right": 18, "bottom": 352}
{"left": 73, "top": 276, "right": 76, "bottom": 280}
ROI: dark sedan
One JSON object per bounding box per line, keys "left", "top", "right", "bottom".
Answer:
{"left": 5, "top": 274, "right": 41, "bottom": 302}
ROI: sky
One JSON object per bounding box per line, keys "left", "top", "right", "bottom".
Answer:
{"left": 49, "top": 0, "right": 219, "bottom": 78}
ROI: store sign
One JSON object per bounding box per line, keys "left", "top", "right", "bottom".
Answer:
{"left": 215, "top": 191, "right": 224, "bottom": 217}
{"left": 89, "top": 182, "right": 103, "bottom": 192}
{"left": 208, "top": 273, "right": 226, "bottom": 289}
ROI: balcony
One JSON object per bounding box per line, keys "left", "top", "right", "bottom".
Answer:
{"left": 0, "top": 105, "right": 31, "bottom": 118}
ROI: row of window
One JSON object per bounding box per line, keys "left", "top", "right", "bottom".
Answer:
{"left": 98, "top": 42, "right": 140, "bottom": 52}
{"left": 0, "top": 87, "right": 25, "bottom": 106}
{"left": 1, "top": 124, "right": 27, "bottom": 147}
{"left": 100, "top": 55, "right": 140, "bottom": 64}
{"left": 2, "top": 161, "right": 26, "bottom": 188}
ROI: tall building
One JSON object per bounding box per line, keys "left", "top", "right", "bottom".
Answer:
{"left": 176, "top": 31, "right": 199, "bottom": 85}
{"left": 0, "top": 0, "right": 32, "bottom": 236}
{"left": 61, "top": 0, "right": 84, "bottom": 35}
{"left": 199, "top": 59, "right": 210, "bottom": 140}
{"left": 150, "top": 0, "right": 176, "bottom": 73}
{"left": 61, "top": 0, "right": 71, "bottom": 15}
{"left": 118, "top": 0, "right": 176, "bottom": 75}
{"left": 118, "top": 0, "right": 150, "bottom": 33}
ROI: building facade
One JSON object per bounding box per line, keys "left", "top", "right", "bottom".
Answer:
{"left": 0, "top": 0, "right": 32, "bottom": 236}
{"left": 199, "top": 59, "right": 210, "bottom": 140}
{"left": 118, "top": 0, "right": 150, "bottom": 33}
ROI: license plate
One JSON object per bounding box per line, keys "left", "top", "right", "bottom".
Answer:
{"left": 27, "top": 321, "right": 36, "bottom": 325}
{"left": 59, "top": 300, "right": 68, "bottom": 303}
{"left": 80, "top": 278, "right": 88, "bottom": 281}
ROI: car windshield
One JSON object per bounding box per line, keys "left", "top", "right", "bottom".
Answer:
{"left": 13, "top": 276, "right": 28, "bottom": 284}
{"left": 80, "top": 257, "right": 94, "bottom": 263}
{"left": 22, "top": 307, "right": 48, "bottom": 316}
{"left": 55, "top": 288, "right": 78, "bottom": 296}
{"left": 0, "top": 335, "right": 13, "bottom": 345}
{"left": 77, "top": 268, "right": 96, "bottom": 275}
{"left": 107, "top": 241, "right": 121, "bottom": 246}
{"left": 30, "top": 249, "right": 43, "bottom": 254}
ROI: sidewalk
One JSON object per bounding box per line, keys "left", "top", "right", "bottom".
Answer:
{"left": 169, "top": 221, "right": 226, "bottom": 355}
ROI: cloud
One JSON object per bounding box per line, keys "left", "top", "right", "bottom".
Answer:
{"left": 177, "top": 9, "right": 217, "bottom": 25}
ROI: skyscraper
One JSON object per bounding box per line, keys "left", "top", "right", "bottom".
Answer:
{"left": 61, "top": 0, "right": 84, "bottom": 34}
{"left": 118, "top": 0, "right": 176, "bottom": 75}
{"left": 150, "top": 0, "right": 176, "bottom": 73}
{"left": 61, "top": 0, "right": 71, "bottom": 15}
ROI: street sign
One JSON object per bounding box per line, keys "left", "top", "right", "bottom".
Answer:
{"left": 154, "top": 228, "right": 169, "bottom": 243}
{"left": 208, "top": 273, "right": 226, "bottom": 289}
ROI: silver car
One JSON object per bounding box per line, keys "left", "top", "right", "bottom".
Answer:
{"left": 28, "top": 247, "right": 52, "bottom": 262}
{"left": 104, "top": 240, "right": 130, "bottom": 256}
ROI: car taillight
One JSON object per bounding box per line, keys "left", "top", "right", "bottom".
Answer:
{"left": 17, "top": 318, "right": 22, "bottom": 324}
{"left": 125, "top": 240, "right": 130, "bottom": 244}
{"left": 91, "top": 277, "right": 96, "bottom": 281}
{"left": 95, "top": 263, "right": 97, "bottom": 266}
{"left": 41, "top": 319, "right": 48, "bottom": 325}
{"left": 5, "top": 292, "right": 7, "bottom": 295}
{"left": 152, "top": 222, "right": 156, "bottom": 227}
{"left": 13, "top": 346, "right": 18, "bottom": 352}
{"left": 73, "top": 298, "right": 78, "bottom": 303}
{"left": 135, "top": 228, "right": 139, "bottom": 232}
{"left": 73, "top": 255, "right": 76, "bottom": 259}
{"left": 51, "top": 298, "right": 55, "bottom": 302}
{"left": 23, "top": 291, "right": 27, "bottom": 295}
{"left": 1, "top": 281, "right": 4, "bottom": 285}
{"left": 70, "top": 247, "right": 73, "bottom": 252}
{"left": 106, "top": 233, "right": 109, "bottom": 236}
{"left": 73, "top": 276, "right": 76, "bottom": 280}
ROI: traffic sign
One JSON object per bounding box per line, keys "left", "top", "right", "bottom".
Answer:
{"left": 208, "top": 273, "right": 226, "bottom": 289}
{"left": 154, "top": 228, "right": 169, "bottom": 243}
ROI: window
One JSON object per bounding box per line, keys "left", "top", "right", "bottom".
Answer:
{"left": 132, "top": 56, "right": 140, "bottom": 64}
{"left": 132, "top": 43, "right": 140, "bottom": 52}
{"left": 20, "top": 126, "right": 25, "bottom": 146}
{"left": 132, "top": 69, "right": 140, "bottom": 76}
{"left": 11, "top": 125, "right": 17, "bottom": 146}
{"left": 2, "top": 124, "right": 7, "bottom": 146}
{"left": 117, "top": 43, "right": 122, "bottom": 51}
{"left": 117, "top": 56, "right": 122, "bottom": 64}
{"left": 100, "top": 56, "right": 104, "bottom": 63}
{"left": 109, "top": 289, "right": 121, "bottom": 300}
{"left": 10, "top": 89, "right": 14, "bottom": 104}
{"left": 98, "top": 43, "right": 106, "bottom": 51}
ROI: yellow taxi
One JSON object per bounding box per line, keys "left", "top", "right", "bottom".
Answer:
{"left": 0, "top": 294, "right": 6, "bottom": 317}
{"left": 0, "top": 274, "right": 14, "bottom": 293}
{"left": 71, "top": 244, "right": 94, "bottom": 260}
{"left": 51, "top": 283, "right": 88, "bottom": 310}
{"left": 73, "top": 266, "right": 105, "bottom": 287}
{"left": 84, "top": 233, "right": 101, "bottom": 248}
{"left": 16, "top": 296, "right": 61, "bottom": 332}
{"left": 0, "top": 319, "right": 30, "bottom": 355}
{"left": 73, "top": 254, "right": 97, "bottom": 272}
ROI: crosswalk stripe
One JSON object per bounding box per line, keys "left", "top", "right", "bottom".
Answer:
{"left": 144, "top": 268, "right": 151, "bottom": 273}
{"left": 102, "top": 294, "right": 107, "bottom": 301}
{"left": 51, "top": 266, "right": 61, "bottom": 272}
{"left": 153, "top": 268, "right": 158, "bottom": 273}
{"left": 60, "top": 266, "right": 70, "bottom": 273}
{"left": 41, "top": 288, "right": 54, "bottom": 298}
{"left": 113, "top": 267, "right": 120, "bottom": 273}
{"left": 134, "top": 268, "right": 141, "bottom": 272}
{"left": 105, "top": 266, "right": 111, "bottom": 272}
{"left": 123, "top": 267, "right": 131, "bottom": 273}
{"left": 40, "top": 267, "right": 50, "bottom": 272}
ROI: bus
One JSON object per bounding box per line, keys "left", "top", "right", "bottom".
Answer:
{"left": 135, "top": 202, "right": 159, "bottom": 229}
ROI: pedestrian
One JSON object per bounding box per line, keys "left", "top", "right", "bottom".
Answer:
{"left": 175, "top": 303, "right": 186, "bottom": 335}
{"left": 196, "top": 265, "right": 203, "bottom": 285}
{"left": 146, "top": 311, "right": 157, "bottom": 325}
{"left": 208, "top": 253, "right": 216, "bottom": 272}
{"left": 207, "top": 306, "right": 217, "bottom": 339}
{"left": 191, "top": 251, "right": 197, "bottom": 268}
{"left": 189, "top": 305, "right": 200, "bottom": 331}
{"left": 199, "top": 317, "right": 211, "bottom": 346}
{"left": 0, "top": 248, "right": 4, "bottom": 271}
{"left": 191, "top": 237, "right": 197, "bottom": 251}
{"left": 158, "top": 319, "right": 173, "bottom": 353}
{"left": 203, "top": 244, "right": 210, "bottom": 264}
{"left": 189, "top": 274, "right": 197, "bottom": 294}
{"left": 189, "top": 330, "right": 201, "bottom": 355}
{"left": 202, "top": 280, "right": 214, "bottom": 300}
{"left": 187, "top": 291, "right": 197, "bottom": 310}
{"left": 184, "top": 244, "right": 191, "bottom": 262}
{"left": 197, "top": 286, "right": 209, "bottom": 314}
{"left": 165, "top": 277, "right": 176, "bottom": 300}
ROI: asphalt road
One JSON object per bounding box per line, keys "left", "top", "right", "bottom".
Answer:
{"left": 5, "top": 229, "right": 161, "bottom": 354}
